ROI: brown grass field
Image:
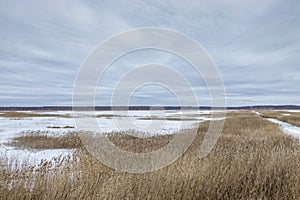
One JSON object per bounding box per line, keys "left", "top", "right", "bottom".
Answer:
{"left": 1, "top": 111, "right": 300, "bottom": 199}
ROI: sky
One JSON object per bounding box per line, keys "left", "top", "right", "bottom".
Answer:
{"left": 0, "top": 0, "right": 299, "bottom": 106}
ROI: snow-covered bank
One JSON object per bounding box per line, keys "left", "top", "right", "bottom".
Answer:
{"left": 266, "top": 118, "right": 300, "bottom": 140}
{"left": 252, "top": 111, "right": 300, "bottom": 140}
{"left": 0, "top": 145, "right": 73, "bottom": 170}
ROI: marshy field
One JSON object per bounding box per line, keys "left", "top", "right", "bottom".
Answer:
{"left": 1, "top": 110, "right": 300, "bottom": 199}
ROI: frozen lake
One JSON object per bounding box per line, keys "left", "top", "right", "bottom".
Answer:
{"left": 0, "top": 110, "right": 221, "bottom": 167}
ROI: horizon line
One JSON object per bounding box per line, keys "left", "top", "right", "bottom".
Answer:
{"left": 0, "top": 105, "right": 300, "bottom": 111}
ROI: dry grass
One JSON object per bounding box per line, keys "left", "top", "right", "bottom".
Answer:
{"left": 1, "top": 111, "right": 300, "bottom": 199}
{"left": 95, "top": 114, "right": 125, "bottom": 118}
{"left": 260, "top": 110, "right": 300, "bottom": 127}
{"left": 138, "top": 117, "right": 199, "bottom": 121}
{"left": 108, "top": 132, "right": 173, "bottom": 153}
{"left": 47, "top": 126, "right": 74, "bottom": 129}
{"left": 0, "top": 111, "right": 71, "bottom": 118}
{"left": 9, "top": 131, "right": 82, "bottom": 149}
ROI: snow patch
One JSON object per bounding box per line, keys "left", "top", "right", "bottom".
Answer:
{"left": 252, "top": 111, "right": 262, "bottom": 115}
{"left": 266, "top": 118, "right": 300, "bottom": 140}
{"left": 282, "top": 113, "right": 291, "bottom": 116}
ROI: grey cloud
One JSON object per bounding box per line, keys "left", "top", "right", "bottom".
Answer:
{"left": 0, "top": 0, "right": 299, "bottom": 106}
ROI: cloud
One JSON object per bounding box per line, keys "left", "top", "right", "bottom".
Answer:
{"left": 0, "top": 0, "right": 299, "bottom": 106}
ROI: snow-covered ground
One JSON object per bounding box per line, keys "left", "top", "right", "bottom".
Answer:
{"left": 278, "top": 110, "right": 300, "bottom": 113}
{"left": 252, "top": 111, "right": 300, "bottom": 140}
{"left": 0, "top": 110, "right": 222, "bottom": 167}
{"left": 266, "top": 118, "right": 300, "bottom": 140}
{"left": 0, "top": 145, "right": 72, "bottom": 170}
{"left": 252, "top": 111, "right": 262, "bottom": 115}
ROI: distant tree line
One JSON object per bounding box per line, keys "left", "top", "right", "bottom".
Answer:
{"left": 0, "top": 105, "right": 300, "bottom": 111}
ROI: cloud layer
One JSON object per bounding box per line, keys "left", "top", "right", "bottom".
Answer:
{"left": 0, "top": 0, "right": 299, "bottom": 106}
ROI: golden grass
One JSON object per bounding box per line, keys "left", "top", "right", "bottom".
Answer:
{"left": 9, "top": 132, "right": 82, "bottom": 149}
{"left": 1, "top": 111, "right": 300, "bottom": 199}
{"left": 260, "top": 110, "right": 300, "bottom": 127}
{"left": 46, "top": 126, "right": 75, "bottom": 129}
{"left": 108, "top": 133, "right": 173, "bottom": 153}
{"left": 95, "top": 114, "right": 125, "bottom": 118}
{"left": 0, "top": 111, "right": 71, "bottom": 118}
{"left": 138, "top": 117, "right": 199, "bottom": 121}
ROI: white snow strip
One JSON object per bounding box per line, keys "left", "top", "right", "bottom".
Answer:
{"left": 0, "top": 146, "right": 73, "bottom": 170}
{"left": 282, "top": 113, "right": 291, "bottom": 116}
{"left": 266, "top": 118, "right": 300, "bottom": 140}
{"left": 277, "top": 110, "right": 300, "bottom": 113}
{"left": 252, "top": 111, "right": 262, "bottom": 115}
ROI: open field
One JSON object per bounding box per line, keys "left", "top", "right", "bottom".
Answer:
{"left": 1, "top": 111, "right": 300, "bottom": 199}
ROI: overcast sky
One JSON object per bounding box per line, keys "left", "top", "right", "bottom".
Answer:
{"left": 0, "top": 0, "right": 299, "bottom": 106}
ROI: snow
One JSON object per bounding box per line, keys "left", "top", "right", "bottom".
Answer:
{"left": 266, "top": 118, "right": 300, "bottom": 140}
{"left": 0, "top": 116, "right": 75, "bottom": 168}
{"left": 278, "top": 110, "right": 300, "bottom": 113}
{"left": 0, "top": 110, "right": 222, "bottom": 167}
{"left": 0, "top": 146, "right": 72, "bottom": 170}
{"left": 251, "top": 110, "right": 300, "bottom": 140}
{"left": 252, "top": 111, "right": 262, "bottom": 115}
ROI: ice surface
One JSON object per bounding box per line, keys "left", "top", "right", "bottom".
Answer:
{"left": 0, "top": 110, "right": 222, "bottom": 166}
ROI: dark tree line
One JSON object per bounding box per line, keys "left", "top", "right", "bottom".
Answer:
{"left": 0, "top": 105, "right": 300, "bottom": 111}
